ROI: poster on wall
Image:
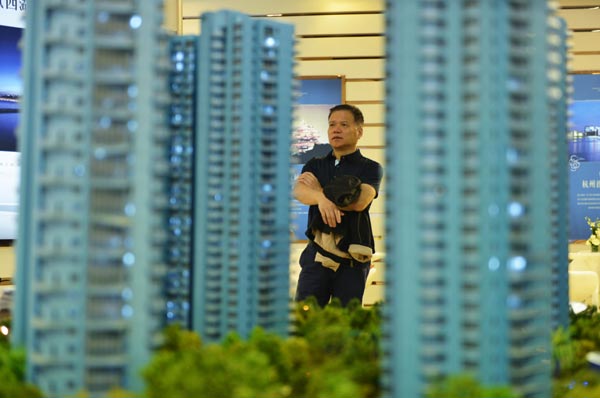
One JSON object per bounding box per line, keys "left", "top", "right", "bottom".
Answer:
{"left": 290, "top": 76, "right": 344, "bottom": 241}
{"left": 0, "top": 5, "right": 25, "bottom": 241}
{"left": 568, "top": 74, "right": 600, "bottom": 240}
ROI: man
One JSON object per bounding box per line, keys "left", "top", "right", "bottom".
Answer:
{"left": 294, "top": 104, "right": 383, "bottom": 307}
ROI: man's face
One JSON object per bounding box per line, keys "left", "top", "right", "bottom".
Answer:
{"left": 327, "top": 110, "right": 363, "bottom": 152}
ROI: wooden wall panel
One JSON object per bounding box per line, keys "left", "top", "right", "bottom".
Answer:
{"left": 559, "top": 0, "right": 600, "bottom": 6}
{"left": 163, "top": 0, "right": 181, "bottom": 34}
{"left": 297, "top": 59, "right": 384, "bottom": 79}
{"left": 351, "top": 103, "right": 384, "bottom": 125}
{"left": 183, "top": 1, "right": 600, "bottom": 74}
{"left": 182, "top": 19, "right": 200, "bottom": 34}
{"left": 346, "top": 81, "right": 385, "bottom": 101}
{"left": 297, "top": 37, "right": 384, "bottom": 58}
{"left": 570, "top": 32, "right": 600, "bottom": 53}
{"left": 267, "top": 15, "right": 383, "bottom": 35}
{"left": 183, "top": 0, "right": 383, "bottom": 15}
{"left": 556, "top": 9, "right": 600, "bottom": 29}
{"left": 360, "top": 126, "right": 385, "bottom": 147}
{"left": 185, "top": 13, "right": 384, "bottom": 36}
{"left": 570, "top": 54, "right": 600, "bottom": 73}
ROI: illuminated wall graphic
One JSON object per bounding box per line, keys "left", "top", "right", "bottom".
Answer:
{"left": 0, "top": 13, "right": 23, "bottom": 240}
{"left": 568, "top": 74, "right": 600, "bottom": 239}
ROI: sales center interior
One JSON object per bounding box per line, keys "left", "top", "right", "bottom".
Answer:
{"left": 2, "top": 0, "right": 600, "bottom": 306}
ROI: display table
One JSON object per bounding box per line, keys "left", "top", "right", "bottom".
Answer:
{"left": 569, "top": 251, "right": 600, "bottom": 276}
{"left": 569, "top": 251, "right": 600, "bottom": 307}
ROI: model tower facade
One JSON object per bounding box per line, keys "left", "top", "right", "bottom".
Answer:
{"left": 192, "top": 10, "right": 295, "bottom": 342}
{"left": 547, "top": 17, "right": 570, "bottom": 330}
{"left": 164, "top": 35, "right": 197, "bottom": 326}
{"left": 14, "top": 1, "right": 172, "bottom": 396}
{"left": 383, "top": 1, "right": 569, "bottom": 398}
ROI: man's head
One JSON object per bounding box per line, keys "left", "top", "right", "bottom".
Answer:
{"left": 327, "top": 104, "right": 364, "bottom": 157}
{"left": 328, "top": 104, "right": 364, "bottom": 127}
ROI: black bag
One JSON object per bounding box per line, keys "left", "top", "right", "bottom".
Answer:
{"left": 323, "top": 175, "right": 362, "bottom": 207}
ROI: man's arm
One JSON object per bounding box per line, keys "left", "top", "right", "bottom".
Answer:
{"left": 293, "top": 172, "right": 343, "bottom": 227}
{"left": 339, "top": 183, "right": 376, "bottom": 212}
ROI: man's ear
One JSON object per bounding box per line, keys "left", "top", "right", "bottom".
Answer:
{"left": 357, "top": 125, "right": 364, "bottom": 139}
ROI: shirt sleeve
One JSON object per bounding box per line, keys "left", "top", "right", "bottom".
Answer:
{"left": 361, "top": 161, "right": 383, "bottom": 198}
{"left": 301, "top": 158, "right": 320, "bottom": 176}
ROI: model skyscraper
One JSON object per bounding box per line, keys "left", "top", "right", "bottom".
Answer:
{"left": 547, "top": 17, "right": 570, "bottom": 330}
{"left": 192, "top": 10, "right": 294, "bottom": 342}
{"left": 383, "top": 1, "right": 569, "bottom": 398}
{"left": 13, "top": 1, "right": 172, "bottom": 395}
{"left": 165, "top": 35, "right": 197, "bottom": 327}
{"left": 13, "top": 4, "right": 295, "bottom": 396}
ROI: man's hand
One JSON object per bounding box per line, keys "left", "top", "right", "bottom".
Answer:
{"left": 294, "top": 172, "right": 344, "bottom": 228}
{"left": 317, "top": 195, "right": 343, "bottom": 228}
{"left": 296, "top": 172, "right": 321, "bottom": 190}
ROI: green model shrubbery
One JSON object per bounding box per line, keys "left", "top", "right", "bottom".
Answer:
{"left": 553, "top": 306, "right": 600, "bottom": 398}
{"left": 143, "top": 299, "right": 520, "bottom": 398}
{"left": 0, "top": 318, "right": 43, "bottom": 398}
{"left": 425, "top": 373, "right": 519, "bottom": 398}
{"left": 143, "top": 298, "right": 381, "bottom": 398}
{"left": 2, "top": 300, "right": 599, "bottom": 398}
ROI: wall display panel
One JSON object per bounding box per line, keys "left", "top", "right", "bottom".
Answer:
{"left": 568, "top": 74, "right": 600, "bottom": 239}
{"left": 291, "top": 76, "right": 343, "bottom": 241}
{"left": 0, "top": 9, "right": 24, "bottom": 241}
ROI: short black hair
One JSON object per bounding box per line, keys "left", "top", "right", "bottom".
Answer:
{"left": 328, "top": 104, "right": 364, "bottom": 126}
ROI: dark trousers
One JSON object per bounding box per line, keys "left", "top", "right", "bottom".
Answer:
{"left": 295, "top": 243, "right": 371, "bottom": 307}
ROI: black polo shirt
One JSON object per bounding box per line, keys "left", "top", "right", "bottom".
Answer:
{"left": 301, "top": 149, "right": 383, "bottom": 248}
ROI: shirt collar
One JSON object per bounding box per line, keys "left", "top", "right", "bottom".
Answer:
{"left": 327, "top": 149, "right": 362, "bottom": 163}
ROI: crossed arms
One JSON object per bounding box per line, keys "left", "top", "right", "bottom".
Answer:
{"left": 293, "top": 172, "right": 376, "bottom": 228}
